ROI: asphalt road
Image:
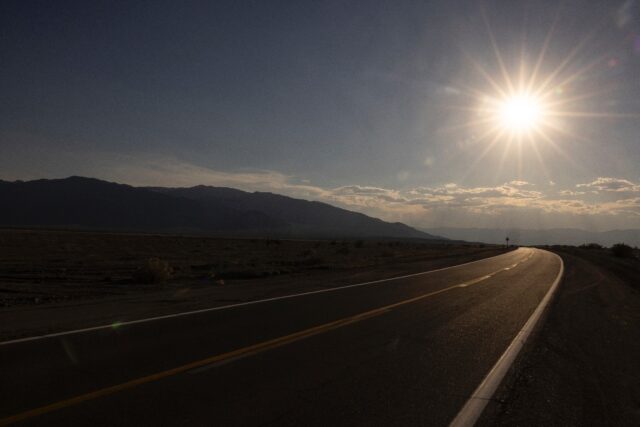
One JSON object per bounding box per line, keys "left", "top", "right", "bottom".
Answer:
{"left": 0, "top": 247, "right": 562, "bottom": 426}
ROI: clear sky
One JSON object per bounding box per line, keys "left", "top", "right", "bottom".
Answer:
{"left": 2, "top": 0, "right": 640, "bottom": 231}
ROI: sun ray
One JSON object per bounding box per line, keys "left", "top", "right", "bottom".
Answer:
{"left": 547, "top": 111, "right": 640, "bottom": 118}
{"left": 526, "top": 7, "right": 561, "bottom": 93}
{"left": 542, "top": 87, "right": 614, "bottom": 108}
{"left": 459, "top": 128, "right": 506, "bottom": 182}
{"left": 465, "top": 55, "right": 509, "bottom": 99}
{"left": 481, "top": 7, "right": 516, "bottom": 94}
{"left": 533, "top": 39, "right": 594, "bottom": 98}
{"left": 527, "top": 131, "right": 552, "bottom": 182}
{"left": 435, "top": 116, "right": 497, "bottom": 134}
{"left": 533, "top": 12, "right": 612, "bottom": 98}
{"left": 495, "top": 132, "right": 516, "bottom": 179}
{"left": 516, "top": 133, "right": 524, "bottom": 177}
{"left": 538, "top": 55, "right": 608, "bottom": 102}
{"left": 530, "top": 126, "right": 582, "bottom": 172}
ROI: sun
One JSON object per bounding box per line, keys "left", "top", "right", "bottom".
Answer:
{"left": 443, "top": 10, "right": 639, "bottom": 182}
{"left": 475, "top": 89, "right": 550, "bottom": 139}
{"left": 497, "top": 93, "right": 545, "bottom": 133}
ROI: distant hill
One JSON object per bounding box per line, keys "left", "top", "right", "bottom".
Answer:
{"left": 149, "top": 185, "right": 439, "bottom": 239}
{"left": 423, "top": 227, "right": 640, "bottom": 247}
{"left": 0, "top": 177, "right": 443, "bottom": 240}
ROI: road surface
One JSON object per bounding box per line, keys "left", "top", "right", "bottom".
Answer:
{"left": 0, "top": 247, "right": 562, "bottom": 426}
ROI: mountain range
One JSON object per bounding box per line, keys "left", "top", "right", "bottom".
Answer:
{"left": 0, "top": 177, "right": 442, "bottom": 240}
{"left": 424, "top": 227, "right": 640, "bottom": 247}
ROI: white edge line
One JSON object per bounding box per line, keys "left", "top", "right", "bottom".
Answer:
{"left": 448, "top": 250, "right": 564, "bottom": 427}
{"left": 0, "top": 249, "right": 524, "bottom": 347}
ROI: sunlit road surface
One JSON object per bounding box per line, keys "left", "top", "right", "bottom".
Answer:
{"left": 0, "top": 248, "right": 562, "bottom": 426}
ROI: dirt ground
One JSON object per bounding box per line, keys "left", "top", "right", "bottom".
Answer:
{"left": 0, "top": 228, "right": 508, "bottom": 340}
{"left": 479, "top": 247, "right": 640, "bottom": 426}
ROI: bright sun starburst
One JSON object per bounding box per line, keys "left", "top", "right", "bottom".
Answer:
{"left": 473, "top": 84, "right": 555, "bottom": 146}
{"left": 495, "top": 93, "right": 545, "bottom": 133}
{"left": 441, "top": 7, "right": 638, "bottom": 181}
{"left": 437, "top": 3, "right": 640, "bottom": 185}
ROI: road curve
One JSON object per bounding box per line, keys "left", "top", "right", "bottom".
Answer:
{"left": 0, "top": 247, "right": 562, "bottom": 426}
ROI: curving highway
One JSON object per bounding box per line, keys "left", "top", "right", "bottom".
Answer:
{"left": 0, "top": 247, "right": 562, "bottom": 426}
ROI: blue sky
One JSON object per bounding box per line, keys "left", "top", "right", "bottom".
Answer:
{"left": 2, "top": 0, "right": 640, "bottom": 230}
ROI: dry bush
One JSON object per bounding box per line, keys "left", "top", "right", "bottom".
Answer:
{"left": 335, "top": 246, "right": 350, "bottom": 255}
{"left": 298, "top": 256, "right": 324, "bottom": 266}
{"left": 133, "top": 257, "right": 172, "bottom": 284}
{"left": 611, "top": 243, "right": 634, "bottom": 258}
{"left": 580, "top": 243, "right": 603, "bottom": 250}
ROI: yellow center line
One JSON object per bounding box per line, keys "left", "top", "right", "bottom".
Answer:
{"left": 0, "top": 257, "right": 529, "bottom": 426}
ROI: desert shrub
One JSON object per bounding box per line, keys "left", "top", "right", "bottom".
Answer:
{"left": 216, "top": 269, "right": 268, "bottom": 279}
{"left": 190, "top": 263, "right": 215, "bottom": 271}
{"left": 298, "top": 256, "right": 324, "bottom": 266}
{"left": 580, "top": 243, "right": 603, "bottom": 250}
{"left": 335, "top": 246, "right": 350, "bottom": 255}
{"left": 133, "top": 257, "right": 172, "bottom": 284}
{"left": 611, "top": 243, "right": 634, "bottom": 258}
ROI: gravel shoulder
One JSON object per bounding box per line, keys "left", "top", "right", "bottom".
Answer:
{"left": 479, "top": 248, "right": 640, "bottom": 426}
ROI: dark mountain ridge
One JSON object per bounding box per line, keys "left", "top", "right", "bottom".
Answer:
{"left": 0, "top": 177, "right": 442, "bottom": 240}
{"left": 151, "top": 185, "right": 428, "bottom": 238}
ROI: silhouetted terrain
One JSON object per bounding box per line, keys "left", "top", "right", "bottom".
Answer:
{"left": 0, "top": 229, "right": 508, "bottom": 330}
{"left": 424, "top": 226, "right": 640, "bottom": 247}
{"left": 0, "top": 177, "right": 442, "bottom": 239}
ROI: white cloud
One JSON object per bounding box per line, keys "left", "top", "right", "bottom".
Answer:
{"left": 507, "top": 180, "right": 532, "bottom": 187}
{"left": 577, "top": 177, "right": 640, "bottom": 192}
{"left": 558, "top": 189, "right": 587, "bottom": 196}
